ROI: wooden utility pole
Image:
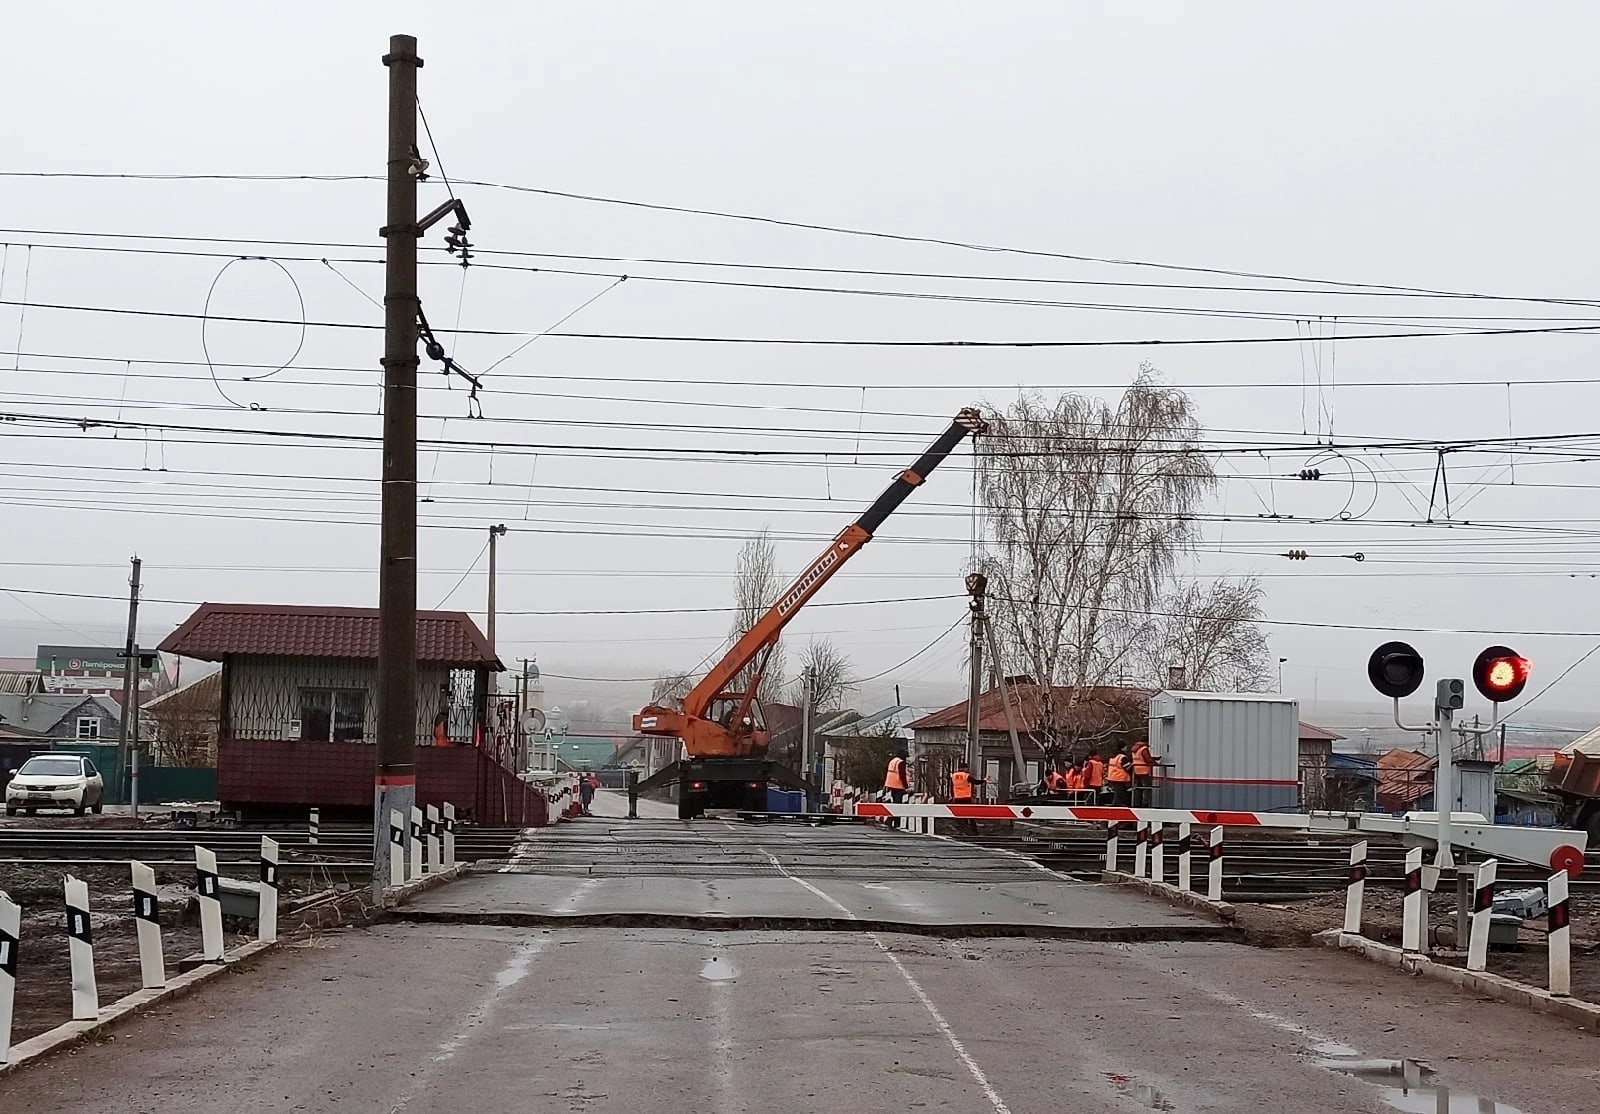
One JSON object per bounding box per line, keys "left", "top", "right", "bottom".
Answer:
{"left": 486, "top": 523, "right": 507, "bottom": 656}
{"left": 116, "top": 555, "right": 142, "bottom": 804}
{"left": 375, "top": 32, "right": 422, "bottom": 901}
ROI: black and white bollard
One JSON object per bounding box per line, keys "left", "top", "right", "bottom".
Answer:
{"left": 1549, "top": 869, "right": 1571, "bottom": 996}
{"left": 0, "top": 890, "right": 17, "bottom": 1063}
{"left": 388, "top": 809, "right": 406, "bottom": 888}
{"left": 1401, "top": 847, "right": 1424, "bottom": 953}
{"left": 425, "top": 804, "right": 443, "bottom": 874}
{"left": 259, "top": 836, "right": 280, "bottom": 944}
{"left": 1133, "top": 822, "right": 1149, "bottom": 879}
{"left": 1207, "top": 827, "right": 1224, "bottom": 902}
{"left": 130, "top": 860, "right": 165, "bottom": 989}
{"left": 308, "top": 807, "right": 320, "bottom": 847}
{"left": 64, "top": 874, "right": 98, "bottom": 1020}
{"left": 443, "top": 802, "right": 457, "bottom": 870}
{"left": 1105, "top": 823, "right": 1120, "bottom": 873}
{"left": 1176, "top": 823, "right": 1192, "bottom": 892}
{"left": 408, "top": 806, "right": 425, "bottom": 881}
{"left": 1149, "top": 823, "right": 1165, "bottom": 884}
{"left": 1466, "top": 858, "right": 1497, "bottom": 972}
{"left": 194, "top": 846, "right": 225, "bottom": 962}
{"left": 1343, "top": 840, "right": 1368, "bottom": 935}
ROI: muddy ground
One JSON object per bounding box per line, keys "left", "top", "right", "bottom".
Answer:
{"left": 1, "top": 862, "right": 357, "bottom": 1043}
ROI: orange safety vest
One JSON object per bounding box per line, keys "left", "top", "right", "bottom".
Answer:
{"left": 1085, "top": 756, "right": 1104, "bottom": 788}
{"left": 1066, "top": 769, "right": 1083, "bottom": 791}
{"left": 1106, "top": 754, "right": 1132, "bottom": 783}
{"left": 1044, "top": 770, "right": 1063, "bottom": 793}
{"left": 885, "top": 757, "right": 907, "bottom": 791}
{"left": 1132, "top": 742, "right": 1153, "bottom": 777}
{"left": 951, "top": 769, "right": 974, "bottom": 800}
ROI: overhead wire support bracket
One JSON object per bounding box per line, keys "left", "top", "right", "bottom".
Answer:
{"left": 416, "top": 302, "right": 483, "bottom": 417}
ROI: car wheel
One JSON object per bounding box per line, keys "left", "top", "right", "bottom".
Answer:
{"left": 74, "top": 800, "right": 85, "bottom": 816}
{"left": 92, "top": 798, "right": 103, "bottom": 814}
{"left": 4, "top": 805, "right": 15, "bottom": 817}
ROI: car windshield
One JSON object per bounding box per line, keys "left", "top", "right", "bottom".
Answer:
{"left": 18, "top": 757, "right": 83, "bottom": 776}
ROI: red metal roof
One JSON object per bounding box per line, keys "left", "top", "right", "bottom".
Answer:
{"left": 908, "top": 684, "right": 1155, "bottom": 734}
{"left": 1298, "top": 720, "right": 1344, "bottom": 742}
{"left": 157, "top": 604, "right": 500, "bottom": 669}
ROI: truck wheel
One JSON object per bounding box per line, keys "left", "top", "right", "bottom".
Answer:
{"left": 678, "top": 797, "right": 695, "bottom": 821}
{"left": 1585, "top": 809, "right": 1600, "bottom": 849}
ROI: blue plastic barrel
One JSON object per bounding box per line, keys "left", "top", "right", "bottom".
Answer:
{"left": 765, "top": 788, "right": 803, "bottom": 813}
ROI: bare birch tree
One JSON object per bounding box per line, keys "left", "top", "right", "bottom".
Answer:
{"left": 979, "top": 367, "right": 1238, "bottom": 758}
{"left": 1139, "top": 577, "right": 1272, "bottom": 691}
{"left": 649, "top": 670, "right": 695, "bottom": 712}
{"left": 791, "top": 637, "right": 855, "bottom": 712}
{"left": 730, "top": 527, "right": 786, "bottom": 704}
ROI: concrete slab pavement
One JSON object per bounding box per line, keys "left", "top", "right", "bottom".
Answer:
{"left": 5, "top": 924, "right": 1595, "bottom": 1113}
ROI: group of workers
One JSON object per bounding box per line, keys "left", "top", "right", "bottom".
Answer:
{"left": 883, "top": 740, "right": 1158, "bottom": 807}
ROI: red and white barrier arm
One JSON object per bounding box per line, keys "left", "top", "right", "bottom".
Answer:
{"left": 851, "top": 802, "right": 1313, "bottom": 828}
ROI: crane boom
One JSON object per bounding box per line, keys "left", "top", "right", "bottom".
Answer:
{"left": 634, "top": 407, "right": 985, "bottom": 762}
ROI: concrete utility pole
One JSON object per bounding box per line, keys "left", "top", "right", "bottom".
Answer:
{"left": 374, "top": 32, "right": 422, "bottom": 900}
{"left": 964, "top": 572, "right": 988, "bottom": 777}
{"left": 116, "top": 556, "right": 141, "bottom": 805}
{"left": 486, "top": 523, "right": 507, "bottom": 656}
{"left": 800, "top": 667, "right": 814, "bottom": 806}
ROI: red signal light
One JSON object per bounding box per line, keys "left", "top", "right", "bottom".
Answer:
{"left": 1472, "top": 645, "right": 1530, "bottom": 703}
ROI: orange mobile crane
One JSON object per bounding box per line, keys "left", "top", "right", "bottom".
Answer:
{"left": 633, "top": 407, "right": 986, "bottom": 819}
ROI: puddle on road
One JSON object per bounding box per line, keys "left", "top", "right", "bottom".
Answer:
{"left": 699, "top": 955, "right": 740, "bottom": 982}
{"left": 1316, "top": 1056, "right": 1527, "bottom": 1113}
{"left": 1104, "top": 1073, "right": 1175, "bottom": 1111}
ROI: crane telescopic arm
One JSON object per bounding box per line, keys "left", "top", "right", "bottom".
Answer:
{"left": 633, "top": 407, "right": 986, "bottom": 759}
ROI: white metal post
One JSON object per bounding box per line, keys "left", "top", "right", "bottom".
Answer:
{"left": 258, "top": 836, "right": 280, "bottom": 944}
{"left": 1149, "top": 823, "right": 1165, "bottom": 884}
{"left": 1105, "top": 823, "right": 1120, "bottom": 873}
{"left": 443, "top": 802, "right": 457, "bottom": 869}
{"left": 1466, "top": 858, "right": 1497, "bottom": 972}
{"left": 1549, "top": 869, "right": 1571, "bottom": 996}
{"left": 426, "top": 804, "right": 442, "bottom": 873}
{"left": 408, "top": 806, "right": 424, "bottom": 881}
{"left": 195, "top": 846, "right": 224, "bottom": 962}
{"left": 1343, "top": 840, "right": 1368, "bottom": 935}
{"left": 1207, "top": 827, "right": 1224, "bottom": 902}
{"left": 1134, "top": 822, "right": 1148, "bottom": 879}
{"left": 388, "top": 809, "right": 406, "bottom": 888}
{"left": 308, "top": 806, "right": 320, "bottom": 847}
{"left": 64, "top": 874, "right": 98, "bottom": 1020}
{"left": 1177, "top": 822, "right": 1192, "bottom": 892}
{"left": 0, "top": 891, "right": 18, "bottom": 1064}
{"left": 1401, "top": 847, "right": 1424, "bottom": 953}
{"left": 130, "top": 860, "right": 165, "bottom": 989}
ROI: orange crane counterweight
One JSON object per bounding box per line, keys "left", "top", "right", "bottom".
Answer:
{"left": 633, "top": 408, "right": 985, "bottom": 817}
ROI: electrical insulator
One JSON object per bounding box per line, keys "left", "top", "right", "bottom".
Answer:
{"left": 1297, "top": 468, "right": 1323, "bottom": 480}
{"left": 1285, "top": 549, "right": 1309, "bottom": 561}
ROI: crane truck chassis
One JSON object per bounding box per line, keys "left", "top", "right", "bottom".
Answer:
{"left": 632, "top": 408, "right": 987, "bottom": 820}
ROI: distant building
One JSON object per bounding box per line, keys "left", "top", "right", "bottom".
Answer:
{"left": 0, "top": 692, "right": 121, "bottom": 742}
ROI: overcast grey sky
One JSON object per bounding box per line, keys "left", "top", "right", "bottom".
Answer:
{"left": 5, "top": 2, "right": 1600, "bottom": 725}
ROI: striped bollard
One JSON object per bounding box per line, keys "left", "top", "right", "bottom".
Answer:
{"left": 1105, "top": 823, "right": 1120, "bottom": 873}
{"left": 308, "top": 807, "right": 320, "bottom": 847}
{"left": 64, "top": 875, "right": 98, "bottom": 1020}
{"left": 1149, "top": 824, "right": 1165, "bottom": 884}
{"left": 443, "top": 803, "right": 458, "bottom": 870}
{"left": 131, "top": 861, "right": 165, "bottom": 989}
{"left": 1133, "top": 823, "right": 1149, "bottom": 879}
{"left": 1466, "top": 858, "right": 1497, "bottom": 972}
{"left": 0, "top": 890, "right": 18, "bottom": 1063}
{"left": 426, "top": 804, "right": 442, "bottom": 874}
{"left": 408, "top": 806, "right": 425, "bottom": 882}
{"left": 1549, "top": 870, "right": 1571, "bottom": 996}
{"left": 195, "top": 846, "right": 225, "bottom": 962}
{"left": 1401, "top": 847, "right": 1424, "bottom": 953}
{"left": 259, "top": 837, "right": 280, "bottom": 943}
{"left": 1177, "top": 822, "right": 1192, "bottom": 892}
{"left": 388, "top": 810, "right": 406, "bottom": 887}
{"left": 1207, "top": 828, "right": 1224, "bottom": 902}
{"left": 1343, "top": 841, "right": 1368, "bottom": 935}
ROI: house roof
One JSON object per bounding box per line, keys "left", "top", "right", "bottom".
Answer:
{"left": 143, "top": 669, "right": 221, "bottom": 715}
{"left": 820, "top": 705, "right": 931, "bottom": 740}
{"left": 1376, "top": 747, "right": 1436, "bottom": 807}
{"left": 157, "top": 603, "right": 501, "bottom": 669}
{"left": 0, "top": 693, "right": 118, "bottom": 738}
{"left": 1298, "top": 721, "right": 1344, "bottom": 742}
{"left": 908, "top": 684, "right": 1154, "bottom": 734}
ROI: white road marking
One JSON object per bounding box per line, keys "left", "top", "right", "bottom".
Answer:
{"left": 758, "top": 849, "right": 1012, "bottom": 1114}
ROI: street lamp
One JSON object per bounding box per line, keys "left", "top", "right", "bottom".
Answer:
{"left": 1278, "top": 657, "right": 1288, "bottom": 693}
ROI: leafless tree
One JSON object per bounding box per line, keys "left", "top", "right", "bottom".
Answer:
{"left": 835, "top": 718, "right": 906, "bottom": 790}
{"left": 730, "top": 527, "right": 786, "bottom": 704}
{"left": 649, "top": 670, "right": 694, "bottom": 712}
{"left": 980, "top": 368, "right": 1256, "bottom": 758}
{"left": 791, "top": 637, "right": 855, "bottom": 712}
{"left": 1140, "top": 577, "right": 1272, "bottom": 691}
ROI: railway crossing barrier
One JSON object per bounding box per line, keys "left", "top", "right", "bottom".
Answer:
{"left": 195, "top": 846, "right": 225, "bottom": 962}
{"left": 1466, "top": 858, "right": 1495, "bottom": 972}
{"left": 425, "top": 804, "right": 443, "bottom": 874}
{"left": 408, "top": 807, "right": 425, "bottom": 881}
{"left": 131, "top": 861, "right": 165, "bottom": 989}
{"left": 259, "top": 837, "right": 280, "bottom": 944}
{"left": 0, "top": 891, "right": 16, "bottom": 1063}
{"left": 63, "top": 875, "right": 97, "bottom": 1021}
{"left": 444, "top": 802, "right": 457, "bottom": 869}
{"left": 1344, "top": 841, "right": 1368, "bottom": 935}
{"left": 387, "top": 810, "right": 406, "bottom": 887}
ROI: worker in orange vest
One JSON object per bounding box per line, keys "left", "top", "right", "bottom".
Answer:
{"left": 1131, "top": 740, "right": 1155, "bottom": 806}
{"left": 950, "top": 761, "right": 986, "bottom": 802}
{"left": 1105, "top": 747, "right": 1133, "bottom": 805}
{"left": 1066, "top": 760, "right": 1085, "bottom": 795}
{"left": 1084, "top": 752, "right": 1105, "bottom": 800}
{"left": 884, "top": 749, "right": 910, "bottom": 804}
{"left": 1044, "top": 766, "right": 1065, "bottom": 795}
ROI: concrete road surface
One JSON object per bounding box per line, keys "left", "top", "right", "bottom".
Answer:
{"left": 5, "top": 923, "right": 1595, "bottom": 1113}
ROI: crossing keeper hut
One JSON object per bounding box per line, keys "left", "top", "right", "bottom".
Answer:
{"left": 158, "top": 603, "right": 545, "bottom": 825}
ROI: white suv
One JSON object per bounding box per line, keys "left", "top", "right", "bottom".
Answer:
{"left": 5, "top": 754, "right": 105, "bottom": 817}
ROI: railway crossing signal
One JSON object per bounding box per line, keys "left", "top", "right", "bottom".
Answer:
{"left": 1367, "top": 640, "right": 1425, "bottom": 699}
{"left": 1473, "top": 645, "right": 1530, "bottom": 704}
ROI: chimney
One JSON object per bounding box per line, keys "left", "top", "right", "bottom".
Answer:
{"left": 1167, "top": 665, "right": 1187, "bottom": 690}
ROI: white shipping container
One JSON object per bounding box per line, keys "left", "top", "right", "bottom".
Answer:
{"left": 1147, "top": 691, "right": 1300, "bottom": 813}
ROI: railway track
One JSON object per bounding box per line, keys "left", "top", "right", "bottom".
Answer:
{"left": 0, "top": 824, "right": 521, "bottom": 867}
